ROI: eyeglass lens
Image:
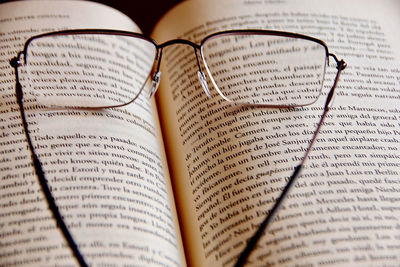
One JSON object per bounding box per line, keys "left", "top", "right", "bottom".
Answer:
{"left": 24, "top": 32, "right": 326, "bottom": 109}
{"left": 25, "top": 34, "right": 157, "bottom": 108}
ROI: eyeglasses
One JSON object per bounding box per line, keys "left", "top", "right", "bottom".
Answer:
{"left": 10, "top": 29, "right": 346, "bottom": 267}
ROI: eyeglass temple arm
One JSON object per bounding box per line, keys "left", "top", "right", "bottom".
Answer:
{"left": 234, "top": 58, "right": 346, "bottom": 267}
{"left": 9, "top": 56, "right": 88, "bottom": 267}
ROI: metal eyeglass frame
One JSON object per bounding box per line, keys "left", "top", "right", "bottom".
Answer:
{"left": 10, "top": 29, "right": 346, "bottom": 267}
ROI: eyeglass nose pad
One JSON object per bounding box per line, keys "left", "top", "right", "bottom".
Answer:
{"left": 197, "top": 71, "right": 212, "bottom": 99}
{"left": 148, "top": 71, "right": 161, "bottom": 98}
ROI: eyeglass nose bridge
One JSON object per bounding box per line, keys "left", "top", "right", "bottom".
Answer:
{"left": 150, "top": 40, "right": 212, "bottom": 99}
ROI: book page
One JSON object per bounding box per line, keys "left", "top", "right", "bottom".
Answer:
{"left": 152, "top": 0, "right": 400, "bottom": 266}
{"left": 0, "top": 1, "right": 185, "bottom": 266}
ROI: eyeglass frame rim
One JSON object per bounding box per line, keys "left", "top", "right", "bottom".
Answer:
{"left": 20, "top": 28, "right": 334, "bottom": 109}
{"left": 21, "top": 28, "right": 332, "bottom": 55}
{"left": 11, "top": 28, "right": 346, "bottom": 267}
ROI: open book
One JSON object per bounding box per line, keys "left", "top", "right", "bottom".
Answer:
{"left": 1, "top": 0, "right": 399, "bottom": 266}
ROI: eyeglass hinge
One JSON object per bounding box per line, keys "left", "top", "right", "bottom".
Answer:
{"left": 10, "top": 57, "right": 21, "bottom": 68}
{"left": 337, "top": 60, "right": 347, "bottom": 70}
{"left": 10, "top": 57, "right": 24, "bottom": 103}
